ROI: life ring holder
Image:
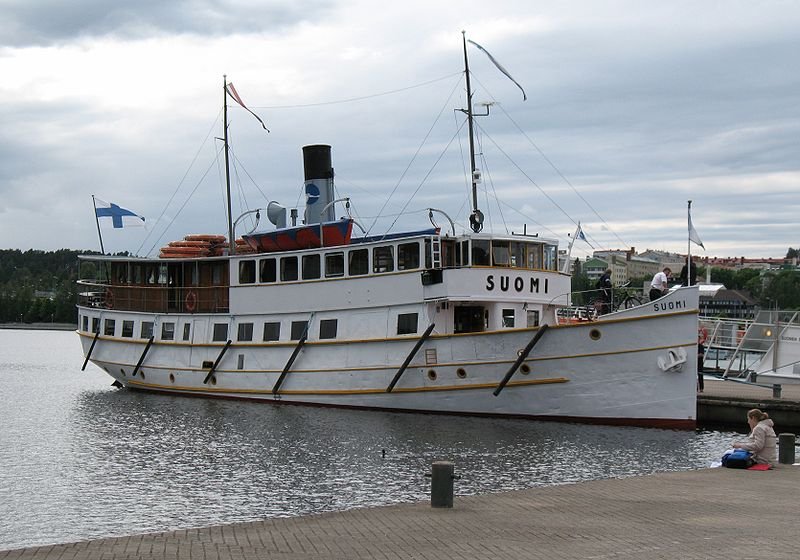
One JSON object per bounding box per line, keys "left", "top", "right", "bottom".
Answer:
{"left": 185, "top": 289, "right": 198, "bottom": 313}
{"left": 105, "top": 288, "right": 114, "bottom": 309}
{"left": 698, "top": 325, "right": 708, "bottom": 344}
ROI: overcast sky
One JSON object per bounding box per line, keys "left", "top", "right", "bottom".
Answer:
{"left": 1, "top": 0, "right": 798, "bottom": 259}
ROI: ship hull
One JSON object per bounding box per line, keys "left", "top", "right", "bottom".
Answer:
{"left": 79, "top": 289, "right": 698, "bottom": 429}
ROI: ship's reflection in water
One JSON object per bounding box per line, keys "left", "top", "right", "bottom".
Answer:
{"left": 0, "top": 330, "right": 736, "bottom": 551}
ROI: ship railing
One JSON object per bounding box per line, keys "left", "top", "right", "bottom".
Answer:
{"left": 555, "top": 284, "right": 646, "bottom": 324}
{"left": 77, "top": 280, "right": 230, "bottom": 314}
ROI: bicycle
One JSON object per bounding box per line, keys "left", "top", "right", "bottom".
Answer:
{"left": 587, "top": 282, "right": 644, "bottom": 317}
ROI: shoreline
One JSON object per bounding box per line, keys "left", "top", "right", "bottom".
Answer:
{"left": 0, "top": 323, "right": 76, "bottom": 331}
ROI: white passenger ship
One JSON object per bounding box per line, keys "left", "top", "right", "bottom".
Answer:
{"left": 77, "top": 36, "right": 699, "bottom": 429}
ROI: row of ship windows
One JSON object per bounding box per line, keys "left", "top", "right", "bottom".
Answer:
{"left": 81, "top": 312, "right": 420, "bottom": 342}
{"left": 237, "top": 242, "right": 421, "bottom": 285}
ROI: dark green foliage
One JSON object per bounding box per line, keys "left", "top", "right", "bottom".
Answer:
{"left": 0, "top": 249, "right": 97, "bottom": 323}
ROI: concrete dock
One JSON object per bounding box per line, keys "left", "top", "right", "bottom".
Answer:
{"left": 1, "top": 466, "right": 797, "bottom": 559}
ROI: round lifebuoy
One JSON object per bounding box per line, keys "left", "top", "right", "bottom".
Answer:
{"left": 185, "top": 289, "right": 198, "bottom": 312}
{"left": 105, "top": 288, "right": 114, "bottom": 309}
{"left": 698, "top": 325, "right": 708, "bottom": 344}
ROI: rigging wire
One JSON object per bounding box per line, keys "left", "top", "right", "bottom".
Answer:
{"left": 145, "top": 152, "right": 222, "bottom": 256}
{"left": 381, "top": 123, "right": 466, "bottom": 238}
{"left": 494, "top": 102, "right": 629, "bottom": 249}
{"left": 253, "top": 73, "right": 462, "bottom": 110}
{"left": 365, "top": 73, "right": 464, "bottom": 236}
{"left": 136, "top": 110, "right": 222, "bottom": 256}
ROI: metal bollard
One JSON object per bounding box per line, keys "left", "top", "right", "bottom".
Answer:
{"left": 778, "top": 433, "right": 796, "bottom": 465}
{"left": 429, "top": 461, "right": 456, "bottom": 508}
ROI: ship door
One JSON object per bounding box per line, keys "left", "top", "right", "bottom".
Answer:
{"left": 454, "top": 305, "right": 486, "bottom": 334}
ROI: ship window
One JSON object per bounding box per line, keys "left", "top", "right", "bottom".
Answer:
{"left": 158, "top": 264, "right": 168, "bottom": 285}
{"left": 527, "top": 310, "right": 540, "bottom": 327}
{"left": 237, "top": 323, "right": 253, "bottom": 341}
{"left": 263, "top": 322, "right": 280, "bottom": 341}
{"left": 212, "top": 323, "right": 228, "bottom": 342}
{"left": 441, "top": 239, "right": 456, "bottom": 267}
{"left": 472, "top": 240, "right": 490, "bottom": 266}
{"left": 161, "top": 322, "right": 175, "bottom": 340}
{"left": 141, "top": 321, "right": 153, "bottom": 339}
{"left": 458, "top": 241, "right": 469, "bottom": 266}
{"left": 319, "top": 319, "right": 338, "bottom": 339}
{"left": 511, "top": 242, "right": 525, "bottom": 268}
{"left": 502, "top": 309, "right": 515, "bottom": 328}
{"left": 325, "top": 252, "right": 345, "bottom": 277}
{"left": 544, "top": 244, "right": 557, "bottom": 271}
{"left": 397, "top": 313, "right": 418, "bottom": 335}
{"left": 183, "top": 323, "right": 191, "bottom": 341}
{"left": 528, "top": 244, "right": 543, "bottom": 269}
{"left": 104, "top": 319, "right": 115, "bottom": 336}
{"left": 122, "top": 320, "right": 134, "bottom": 337}
{"left": 492, "top": 241, "right": 511, "bottom": 266}
{"left": 239, "top": 260, "right": 256, "bottom": 284}
{"left": 454, "top": 306, "right": 485, "bottom": 334}
{"left": 92, "top": 317, "right": 100, "bottom": 333}
{"left": 397, "top": 242, "right": 420, "bottom": 270}
{"left": 132, "top": 264, "right": 143, "bottom": 284}
{"left": 348, "top": 249, "right": 368, "bottom": 276}
{"left": 259, "top": 258, "right": 276, "bottom": 283}
{"left": 211, "top": 263, "right": 225, "bottom": 285}
{"left": 302, "top": 254, "right": 321, "bottom": 280}
{"left": 82, "top": 315, "right": 88, "bottom": 331}
{"left": 280, "top": 256, "right": 298, "bottom": 281}
{"left": 188, "top": 263, "right": 199, "bottom": 286}
{"left": 373, "top": 246, "right": 394, "bottom": 273}
{"left": 290, "top": 321, "right": 308, "bottom": 340}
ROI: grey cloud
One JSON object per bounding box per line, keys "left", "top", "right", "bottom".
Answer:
{"left": 0, "top": 0, "right": 332, "bottom": 47}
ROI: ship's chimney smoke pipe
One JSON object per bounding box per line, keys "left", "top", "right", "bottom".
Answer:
{"left": 302, "top": 144, "right": 334, "bottom": 225}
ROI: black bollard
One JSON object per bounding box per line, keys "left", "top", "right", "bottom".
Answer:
{"left": 430, "top": 461, "right": 455, "bottom": 508}
{"left": 778, "top": 433, "right": 796, "bottom": 465}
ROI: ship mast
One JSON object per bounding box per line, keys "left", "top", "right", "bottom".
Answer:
{"left": 223, "top": 75, "right": 236, "bottom": 255}
{"left": 462, "top": 31, "right": 484, "bottom": 233}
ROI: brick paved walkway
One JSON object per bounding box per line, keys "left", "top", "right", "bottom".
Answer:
{"left": 2, "top": 466, "right": 797, "bottom": 559}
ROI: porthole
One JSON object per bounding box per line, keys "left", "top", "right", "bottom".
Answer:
{"left": 456, "top": 368, "right": 467, "bottom": 379}
{"left": 590, "top": 329, "right": 601, "bottom": 341}
{"left": 427, "top": 369, "right": 437, "bottom": 381}
{"left": 520, "top": 364, "right": 531, "bottom": 374}
{"left": 210, "top": 375, "right": 217, "bottom": 385}
{"left": 169, "top": 373, "right": 175, "bottom": 383}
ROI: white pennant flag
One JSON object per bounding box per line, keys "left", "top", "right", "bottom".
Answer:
{"left": 688, "top": 212, "right": 704, "bottom": 249}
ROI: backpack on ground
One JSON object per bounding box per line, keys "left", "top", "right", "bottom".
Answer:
{"left": 721, "top": 449, "right": 754, "bottom": 469}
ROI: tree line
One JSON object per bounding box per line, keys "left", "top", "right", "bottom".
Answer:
{"left": 1, "top": 246, "right": 797, "bottom": 325}
{"left": 0, "top": 249, "right": 97, "bottom": 324}
{"left": 571, "top": 247, "right": 800, "bottom": 311}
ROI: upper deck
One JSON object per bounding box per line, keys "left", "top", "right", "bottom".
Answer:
{"left": 77, "top": 230, "right": 568, "bottom": 315}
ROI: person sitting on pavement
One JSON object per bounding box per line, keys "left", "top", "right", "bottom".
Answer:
{"left": 732, "top": 408, "right": 777, "bottom": 467}
{"left": 649, "top": 267, "right": 671, "bottom": 301}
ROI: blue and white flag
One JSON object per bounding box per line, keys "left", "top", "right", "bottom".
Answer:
{"left": 95, "top": 198, "right": 145, "bottom": 229}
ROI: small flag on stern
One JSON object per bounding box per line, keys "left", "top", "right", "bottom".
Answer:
{"left": 94, "top": 199, "right": 145, "bottom": 229}
{"left": 225, "top": 82, "right": 269, "bottom": 132}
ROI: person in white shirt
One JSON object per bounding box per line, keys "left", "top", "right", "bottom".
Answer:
{"left": 649, "top": 267, "right": 671, "bottom": 301}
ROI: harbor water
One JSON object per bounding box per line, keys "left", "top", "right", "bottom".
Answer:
{"left": 0, "top": 329, "right": 739, "bottom": 551}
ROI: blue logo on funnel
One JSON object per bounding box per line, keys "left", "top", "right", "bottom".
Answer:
{"left": 305, "top": 183, "right": 320, "bottom": 205}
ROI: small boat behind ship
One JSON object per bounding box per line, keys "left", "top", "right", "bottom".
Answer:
{"left": 76, "top": 35, "right": 700, "bottom": 429}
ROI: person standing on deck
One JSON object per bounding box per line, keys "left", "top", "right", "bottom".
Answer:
{"left": 649, "top": 267, "right": 671, "bottom": 301}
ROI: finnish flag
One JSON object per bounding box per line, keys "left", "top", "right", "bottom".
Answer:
{"left": 94, "top": 198, "right": 145, "bottom": 229}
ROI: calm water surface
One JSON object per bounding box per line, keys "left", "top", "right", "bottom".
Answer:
{"left": 0, "top": 329, "right": 738, "bottom": 551}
